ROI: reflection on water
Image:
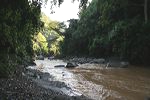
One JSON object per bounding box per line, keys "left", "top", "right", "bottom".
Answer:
{"left": 35, "top": 59, "right": 150, "bottom": 100}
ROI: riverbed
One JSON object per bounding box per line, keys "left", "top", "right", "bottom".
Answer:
{"left": 32, "top": 59, "right": 150, "bottom": 100}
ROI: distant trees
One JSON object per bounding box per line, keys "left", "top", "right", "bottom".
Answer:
{"left": 33, "top": 13, "right": 65, "bottom": 56}
{"left": 33, "top": 32, "right": 48, "bottom": 55}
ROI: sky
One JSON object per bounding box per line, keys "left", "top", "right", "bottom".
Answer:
{"left": 41, "top": 0, "right": 80, "bottom": 22}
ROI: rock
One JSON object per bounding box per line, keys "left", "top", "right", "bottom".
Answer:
{"left": 28, "top": 61, "right": 36, "bottom": 66}
{"left": 120, "top": 61, "right": 129, "bottom": 67}
{"left": 22, "top": 72, "right": 25, "bottom": 76}
{"left": 40, "top": 72, "right": 51, "bottom": 81}
{"left": 48, "top": 56, "right": 54, "bottom": 60}
{"left": 26, "top": 71, "right": 35, "bottom": 77}
{"left": 66, "top": 62, "right": 78, "bottom": 68}
{"left": 54, "top": 65, "right": 65, "bottom": 67}
{"left": 36, "top": 55, "right": 44, "bottom": 60}
{"left": 106, "top": 61, "right": 129, "bottom": 68}
{"left": 106, "top": 57, "right": 129, "bottom": 68}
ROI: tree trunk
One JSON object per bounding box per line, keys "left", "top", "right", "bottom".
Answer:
{"left": 144, "top": 0, "right": 148, "bottom": 23}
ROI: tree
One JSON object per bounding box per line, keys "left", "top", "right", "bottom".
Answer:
{"left": 0, "top": 0, "right": 42, "bottom": 77}
{"left": 33, "top": 13, "right": 65, "bottom": 56}
{"left": 61, "top": 0, "right": 150, "bottom": 65}
{"left": 144, "top": 0, "right": 148, "bottom": 23}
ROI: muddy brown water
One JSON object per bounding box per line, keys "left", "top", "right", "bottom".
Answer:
{"left": 34, "top": 59, "right": 150, "bottom": 100}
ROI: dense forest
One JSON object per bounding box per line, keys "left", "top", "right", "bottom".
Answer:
{"left": 61, "top": 0, "right": 150, "bottom": 65}
{"left": 0, "top": 0, "right": 150, "bottom": 77}
{"left": 0, "top": 0, "right": 42, "bottom": 77}
{"left": 0, "top": 0, "right": 65, "bottom": 77}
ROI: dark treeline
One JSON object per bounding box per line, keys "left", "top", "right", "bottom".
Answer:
{"left": 61, "top": 0, "right": 150, "bottom": 65}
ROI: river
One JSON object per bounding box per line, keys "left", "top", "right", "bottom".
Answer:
{"left": 33, "top": 59, "right": 150, "bottom": 100}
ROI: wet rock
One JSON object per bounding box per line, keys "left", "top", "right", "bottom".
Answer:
{"left": 48, "top": 56, "right": 54, "bottom": 60}
{"left": 28, "top": 61, "right": 36, "bottom": 66}
{"left": 26, "top": 69, "right": 40, "bottom": 79}
{"left": 106, "top": 57, "right": 129, "bottom": 68}
{"left": 106, "top": 61, "right": 129, "bottom": 68}
{"left": 120, "top": 61, "right": 129, "bottom": 67}
{"left": 66, "top": 62, "right": 78, "bottom": 68}
{"left": 40, "top": 72, "right": 51, "bottom": 81}
{"left": 26, "top": 71, "right": 35, "bottom": 77}
{"left": 54, "top": 65, "right": 65, "bottom": 67}
{"left": 36, "top": 55, "right": 44, "bottom": 60}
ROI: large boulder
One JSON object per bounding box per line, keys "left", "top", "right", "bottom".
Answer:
{"left": 66, "top": 62, "right": 78, "bottom": 68}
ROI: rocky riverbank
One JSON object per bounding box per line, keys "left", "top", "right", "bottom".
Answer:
{"left": 0, "top": 65, "right": 92, "bottom": 100}
{"left": 62, "top": 57, "right": 105, "bottom": 64}
{"left": 62, "top": 57, "right": 129, "bottom": 68}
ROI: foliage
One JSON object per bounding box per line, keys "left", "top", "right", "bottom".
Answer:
{"left": 0, "top": 0, "right": 42, "bottom": 77}
{"left": 61, "top": 0, "right": 150, "bottom": 65}
{"left": 33, "top": 13, "right": 65, "bottom": 56}
{"left": 0, "top": 0, "right": 88, "bottom": 77}
{"left": 33, "top": 32, "right": 48, "bottom": 55}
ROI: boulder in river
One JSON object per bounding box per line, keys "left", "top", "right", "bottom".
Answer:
{"left": 106, "top": 57, "right": 129, "bottom": 68}
{"left": 66, "top": 62, "right": 78, "bottom": 68}
{"left": 54, "top": 65, "right": 65, "bottom": 67}
{"left": 120, "top": 61, "right": 129, "bottom": 67}
{"left": 106, "top": 61, "right": 129, "bottom": 68}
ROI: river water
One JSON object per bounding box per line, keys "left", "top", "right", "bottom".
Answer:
{"left": 34, "top": 59, "right": 150, "bottom": 100}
